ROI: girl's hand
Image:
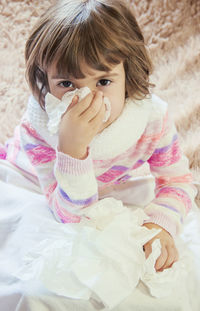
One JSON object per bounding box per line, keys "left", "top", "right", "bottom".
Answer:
{"left": 58, "top": 91, "right": 106, "bottom": 159}
{"left": 142, "top": 223, "right": 179, "bottom": 271}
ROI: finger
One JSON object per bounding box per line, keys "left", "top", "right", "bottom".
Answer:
{"left": 90, "top": 97, "right": 106, "bottom": 125}
{"left": 162, "top": 246, "right": 179, "bottom": 270}
{"left": 143, "top": 243, "right": 152, "bottom": 259}
{"left": 155, "top": 246, "right": 168, "bottom": 271}
{"left": 161, "top": 247, "right": 175, "bottom": 270}
{"left": 67, "top": 95, "right": 79, "bottom": 112}
{"left": 174, "top": 249, "right": 179, "bottom": 262}
{"left": 168, "top": 246, "right": 179, "bottom": 266}
{"left": 60, "top": 95, "right": 79, "bottom": 119}
{"left": 72, "top": 92, "right": 94, "bottom": 116}
{"left": 82, "top": 91, "right": 104, "bottom": 122}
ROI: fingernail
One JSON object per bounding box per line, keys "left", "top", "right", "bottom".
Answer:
{"left": 73, "top": 95, "right": 78, "bottom": 102}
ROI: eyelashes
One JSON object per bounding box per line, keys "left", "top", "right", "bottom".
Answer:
{"left": 58, "top": 81, "right": 73, "bottom": 88}
{"left": 97, "top": 79, "right": 111, "bottom": 86}
{"left": 57, "top": 79, "right": 112, "bottom": 88}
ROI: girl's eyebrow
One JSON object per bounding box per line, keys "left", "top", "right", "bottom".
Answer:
{"left": 92, "top": 73, "right": 119, "bottom": 79}
{"left": 51, "top": 73, "right": 119, "bottom": 80}
{"left": 51, "top": 74, "right": 70, "bottom": 80}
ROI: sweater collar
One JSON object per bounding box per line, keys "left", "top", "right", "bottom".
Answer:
{"left": 27, "top": 95, "right": 152, "bottom": 160}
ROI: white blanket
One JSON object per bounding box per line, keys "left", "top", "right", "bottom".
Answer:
{"left": 0, "top": 160, "right": 200, "bottom": 311}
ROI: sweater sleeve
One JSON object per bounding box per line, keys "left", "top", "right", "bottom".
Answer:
{"left": 19, "top": 119, "right": 99, "bottom": 223}
{"left": 145, "top": 111, "right": 197, "bottom": 237}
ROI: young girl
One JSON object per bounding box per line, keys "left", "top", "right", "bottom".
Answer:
{"left": 0, "top": 0, "right": 198, "bottom": 308}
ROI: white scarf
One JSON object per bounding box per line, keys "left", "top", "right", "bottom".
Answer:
{"left": 27, "top": 92, "right": 165, "bottom": 160}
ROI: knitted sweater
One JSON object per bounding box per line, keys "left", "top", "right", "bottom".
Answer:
{"left": 5, "top": 94, "right": 196, "bottom": 237}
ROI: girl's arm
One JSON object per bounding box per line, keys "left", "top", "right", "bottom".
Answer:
{"left": 145, "top": 111, "right": 197, "bottom": 238}
{"left": 142, "top": 109, "right": 196, "bottom": 271}
{"left": 19, "top": 119, "right": 98, "bottom": 223}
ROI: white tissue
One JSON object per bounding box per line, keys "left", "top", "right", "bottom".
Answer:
{"left": 13, "top": 197, "right": 186, "bottom": 310}
{"left": 45, "top": 87, "right": 111, "bottom": 135}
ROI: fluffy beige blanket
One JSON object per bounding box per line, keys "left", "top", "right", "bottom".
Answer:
{"left": 0, "top": 0, "right": 200, "bottom": 204}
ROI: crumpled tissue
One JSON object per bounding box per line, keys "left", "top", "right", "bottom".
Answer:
{"left": 45, "top": 87, "right": 111, "bottom": 135}
{"left": 14, "top": 197, "right": 187, "bottom": 310}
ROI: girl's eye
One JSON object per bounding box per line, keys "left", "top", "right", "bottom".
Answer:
{"left": 97, "top": 79, "right": 111, "bottom": 86}
{"left": 58, "top": 81, "right": 73, "bottom": 88}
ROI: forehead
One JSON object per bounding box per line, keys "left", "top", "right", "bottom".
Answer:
{"left": 47, "top": 60, "right": 124, "bottom": 79}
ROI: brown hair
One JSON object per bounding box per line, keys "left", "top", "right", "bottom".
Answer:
{"left": 25, "top": 0, "right": 155, "bottom": 109}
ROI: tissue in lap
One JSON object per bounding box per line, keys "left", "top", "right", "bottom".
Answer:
{"left": 13, "top": 197, "right": 188, "bottom": 310}
{"left": 45, "top": 87, "right": 111, "bottom": 135}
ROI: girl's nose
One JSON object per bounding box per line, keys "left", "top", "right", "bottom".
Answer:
{"left": 78, "top": 83, "right": 98, "bottom": 94}
{"left": 86, "top": 84, "right": 97, "bottom": 93}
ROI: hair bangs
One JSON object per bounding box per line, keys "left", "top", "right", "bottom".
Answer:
{"left": 45, "top": 14, "right": 125, "bottom": 79}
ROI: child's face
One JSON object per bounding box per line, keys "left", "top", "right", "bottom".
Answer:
{"left": 47, "top": 61, "right": 126, "bottom": 132}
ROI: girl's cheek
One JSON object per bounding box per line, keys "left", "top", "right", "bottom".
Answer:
{"left": 50, "top": 87, "right": 65, "bottom": 100}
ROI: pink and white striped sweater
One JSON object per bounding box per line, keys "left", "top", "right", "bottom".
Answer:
{"left": 4, "top": 94, "right": 196, "bottom": 237}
